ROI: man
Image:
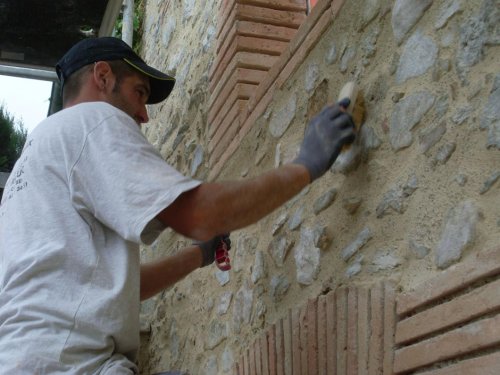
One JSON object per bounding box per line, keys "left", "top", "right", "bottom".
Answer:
{"left": 0, "top": 37, "right": 354, "bottom": 373}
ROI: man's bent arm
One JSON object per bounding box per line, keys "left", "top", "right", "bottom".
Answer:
{"left": 157, "top": 164, "right": 310, "bottom": 241}
{"left": 140, "top": 245, "right": 202, "bottom": 300}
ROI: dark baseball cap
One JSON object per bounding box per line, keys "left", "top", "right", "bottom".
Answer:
{"left": 55, "top": 37, "right": 175, "bottom": 104}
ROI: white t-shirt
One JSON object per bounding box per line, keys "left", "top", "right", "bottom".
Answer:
{"left": 0, "top": 102, "right": 201, "bottom": 374}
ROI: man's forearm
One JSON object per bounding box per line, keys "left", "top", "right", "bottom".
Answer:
{"left": 140, "top": 245, "right": 202, "bottom": 301}
{"left": 157, "top": 164, "right": 311, "bottom": 240}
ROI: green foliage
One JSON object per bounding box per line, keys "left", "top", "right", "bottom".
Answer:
{"left": 113, "top": 0, "right": 145, "bottom": 53}
{"left": 0, "top": 105, "right": 27, "bottom": 172}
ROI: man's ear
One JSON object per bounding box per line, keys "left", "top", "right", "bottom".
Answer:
{"left": 93, "top": 61, "right": 113, "bottom": 91}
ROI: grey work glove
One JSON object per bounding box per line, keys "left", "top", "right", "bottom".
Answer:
{"left": 196, "top": 234, "right": 231, "bottom": 267}
{"left": 293, "top": 101, "right": 355, "bottom": 181}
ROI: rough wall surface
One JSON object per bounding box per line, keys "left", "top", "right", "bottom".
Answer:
{"left": 138, "top": 0, "right": 500, "bottom": 373}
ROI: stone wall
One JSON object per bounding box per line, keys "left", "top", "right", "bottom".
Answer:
{"left": 138, "top": 0, "right": 499, "bottom": 373}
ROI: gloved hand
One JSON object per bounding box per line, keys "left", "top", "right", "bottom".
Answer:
{"left": 293, "top": 101, "right": 355, "bottom": 181}
{"left": 196, "top": 234, "right": 231, "bottom": 267}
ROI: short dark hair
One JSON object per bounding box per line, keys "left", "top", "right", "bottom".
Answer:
{"left": 61, "top": 60, "right": 136, "bottom": 106}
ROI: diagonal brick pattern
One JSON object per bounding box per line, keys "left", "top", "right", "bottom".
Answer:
{"left": 394, "top": 247, "right": 500, "bottom": 374}
{"left": 208, "top": 0, "right": 307, "bottom": 167}
{"left": 208, "top": 0, "right": 348, "bottom": 177}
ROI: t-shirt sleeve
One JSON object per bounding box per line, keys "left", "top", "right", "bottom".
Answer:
{"left": 68, "top": 113, "right": 201, "bottom": 245}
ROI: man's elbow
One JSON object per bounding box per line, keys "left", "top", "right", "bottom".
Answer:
{"left": 156, "top": 202, "right": 217, "bottom": 241}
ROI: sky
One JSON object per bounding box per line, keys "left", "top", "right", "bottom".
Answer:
{"left": 0, "top": 75, "right": 53, "bottom": 134}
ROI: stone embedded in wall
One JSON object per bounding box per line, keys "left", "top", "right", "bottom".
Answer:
{"left": 431, "top": 142, "right": 456, "bottom": 166}
{"left": 360, "top": 124, "right": 382, "bottom": 150}
{"left": 346, "top": 257, "right": 363, "bottom": 278}
{"left": 206, "top": 297, "right": 215, "bottom": 313}
{"left": 325, "top": 43, "right": 337, "bottom": 65}
{"left": 390, "top": 91, "right": 435, "bottom": 150}
{"left": 202, "top": 24, "right": 216, "bottom": 53}
{"left": 285, "top": 186, "right": 310, "bottom": 209}
{"left": 217, "top": 291, "right": 233, "bottom": 316}
{"left": 305, "top": 63, "right": 320, "bottom": 93}
{"left": 182, "top": 0, "right": 195, "bottom": 23}
{"left": 361, "top": 27, "right": 379, "bottom": 66}
{"left": 343, "top": 197, "right": 362, "bottom": 215}
{"left": 269, "top": 274, "right": 290, "bottom": 302}
{"left": 288, "top": 206, "right": 304, "bottom": 231}
{"left": 341, "top": 227, "right": 372, "bottom": 261}
{"left": 391, "top": 0, "right": 433, "bottom": 44}
{"left": 455, "top": 173, "right": 468, "bottom": 186}
{"left": 176, "top": 56, "right": 193, "bottom": 87}
{"left": 419, "top": 121, "right": 447, "bottom": 154}
{"left": 376, "top": 174, "right": 418, "bottom": 218}
{"left": 435, "top": 200, "right": 479, "bottom": 269}
{"left": 167, "top": 50, "right": 185, "bottom": 75}
{"left": 222, "top": 346, "right": 234, "bottom": 373}
{"left": 215, "top": 269, "right": 230, "bottom": 286}
{"left": 409, "top": 239, "right": 431, "bottom": 259}
{"left": 456, "top": 0, "right": 499, "bottom": 83}
{"left": 271, "top": 212, "right": 288, "bottom": 236}
{"left": 172, "top": 124, "right": 189, "bottom": 151}
{"left": 275, "top": 143, "right": 281, "bottom": 169}
{"left": 166, "top": 319, "right": 181, "bottom": 362}
{"left": 255, "top": 300, "right": 267, "bottom": 320}
{"left": 480, "top": 73, "right": 500, "bottom": 149}
{"left": 162, "top": 17, "right": 176, "bottom": 48}
{"left": 232, "top": 281, "right": 253, "bottom": 334}
{"left": 233, "top": 235, "right": 259, "bottom": 273}
{"left": 294, "top": 226, "right": 326, "bottom": 285}
{"left": 313, "top": 188, "right": 337, "bottom": 215}
{"left": 269, "top": 94, "right": 297, "bottom": 138}
{"left": 435, "top": 0, "right": 463, "bottom": 30}
{"left": 190, "top": 145, "right": 204, "bottom": 176}
{"left": 275, "top": 141, "right": 301, "bottom": 168}
{"left": 331, "top": 141, "right": 363, "bottom": 175}
{"left": 396, "top": 31, "right": 438, "bottom": 84}
{"left": 251, "top": 251, "right": 267, "bottom": 284}
{"left": 480, "top": 170, "right": 500, "bottom": 194}
{"left": 451, "top": 105, "right": 473, "bottom": 126}
{"left": 268, "top": 234, "right": 293, "bottom": 267}
{"left": 361, "top": 0, "right": 380, "bottom": 29}
{"left": 337, "top": 113, "right": 383, "bottom": 171}
{"left": 435, "top": 94, "right": 449, "bottom": 119}
{"left": 340, "top": 46, "right": 356, "bottom": 73}
{"left": 369, "top": 248, "right": 403, "bottom": 273}
{"left": 440, "top": 29, "right": 456, "bottom": 48}
{"left": 389, "top": 52, "right": 400, "bottom": 75}
{"left": 204, "top": 354, "right": 218, "bottom": 375}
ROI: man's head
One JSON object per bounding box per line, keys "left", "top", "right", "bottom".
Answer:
{"left": 56, "top": 37, "right": 175, "bottom": 108}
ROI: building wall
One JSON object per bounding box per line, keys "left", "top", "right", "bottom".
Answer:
{"left": 138, "top": 0, "right": 500, "bottom": 373}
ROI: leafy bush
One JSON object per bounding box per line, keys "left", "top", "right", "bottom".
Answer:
{"left": 0, "top": 105, "right": 27, "bottom": 172}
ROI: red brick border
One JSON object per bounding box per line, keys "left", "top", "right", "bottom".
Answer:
{"left": 209, "top": 0, "right": 346, "bottom": 180}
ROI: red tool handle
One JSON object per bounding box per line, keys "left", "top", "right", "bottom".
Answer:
{"left": 215, "top": 239, "right": 231, "bottom": 271}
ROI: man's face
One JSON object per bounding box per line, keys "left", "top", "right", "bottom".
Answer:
{"left": 106, "top": 71, "right": 151, "bottom": 125}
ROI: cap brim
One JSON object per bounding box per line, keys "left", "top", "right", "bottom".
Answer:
{"left": 124, "top": 58, "right": 175, "bottom": 104}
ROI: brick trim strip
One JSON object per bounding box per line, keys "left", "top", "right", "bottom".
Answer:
{"left": 394, "top": 314, "right": 500, "bottom": 373}
{"left": 416, "top": 351, "right": 500, "bottom": 375}
{"left": 210, "top": 0, "right": 345, "bottom": 179}
{"left": 396, "top": 246, "right": 500, "bottom": 316}
{"left": 396, "top": 277, "right": 500, "bottom": 345}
